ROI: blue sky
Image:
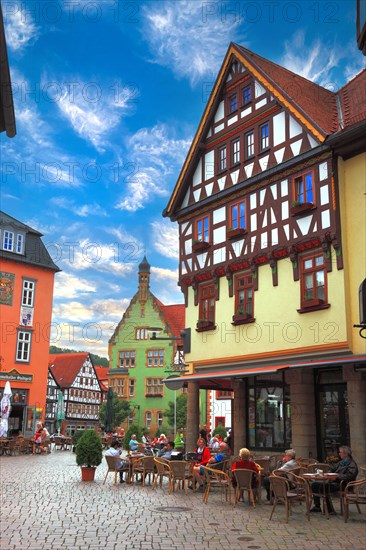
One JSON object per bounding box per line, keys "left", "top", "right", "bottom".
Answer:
{"left": 1, "top": 0, "right": 364, "bottom": 356}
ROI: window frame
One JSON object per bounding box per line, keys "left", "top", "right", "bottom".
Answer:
{"left": 147, "top": 349, "right": 165, "bottom": 368}
{"left": 231, "top": 138, "right": 240, "bottom": 166}
{"left": 300, "top": 251, "right": 327, "bottom": 308}
{"left": 245, "top": 130, "right": 254, "bottom": 159}
{"left": 229, "top": 93, "right": 238, "bottom": 113}
{"left": 128, "top": 378, "right": 135, "bottom": 397}
{"left": 119, "top": 350, "right": 136, "bottom": 368}
{"left": 145, "top": 411, "right": 152, "bottom": 429}
{"left": 16, "top": 330, "right": 32, "bottom": 362}
{"left": 293, "top": 171, "right": 315, "bottom": 205}
{"left": 229, "top": 199, "right": 246, "bottom": 231}
{"left": 135, "top": 328, "right": 149, "bottom": 340}
{"left": 259, "top": 122, "right": 269, "bottom": 151}
{"left": 234, "top": 273, "right": 254, "bottom": 317}
{"left": 218, "top": 145, "right": 227, "bottom": 172}
{"left": 195, "top": 215, "right": 210, "bottom": 243}
{"left": 199, "top": 283, "right": 216, "bottom": 323}
{"left": 21, "top": 279, "right": 36, "bottom": 308}
{"left": 157, "top": 411, "right": 163, "bottom": 427}
{"left": 146, "top": 378, "right": 164, "bottom": 396}
{"left": 3, "top": 230, "right": 14, "bottom": 252}
{"left": 242, "top": 85, "right": 252, "bottom": 106}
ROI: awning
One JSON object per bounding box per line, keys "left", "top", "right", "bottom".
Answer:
{"left": 163, "top": 354, "right": 366, "bottom": 390}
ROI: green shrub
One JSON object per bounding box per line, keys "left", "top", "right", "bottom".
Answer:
{"left": 72, "top": 430, "right": 84, "bottom": 446}
{"left": 212, "top": 425, "right": 227, "bottom": 440}
{"left": 75, "top": 430, "right": 103, "bottom": 467}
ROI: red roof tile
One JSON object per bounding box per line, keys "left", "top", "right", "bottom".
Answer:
{"left": 95, "top": 365, "right": 108, "bottom": 383}
{"left": 49, "top": 352, "right": 89, "bottom": 388}
{"left": 235, "top": 44, "right": 338, "bottom": 135}
{"left": 337, "top": 69, "right": 366, "bottom": 129}
{"left": 159, "top": 304, "right": 185, "bottom": 339}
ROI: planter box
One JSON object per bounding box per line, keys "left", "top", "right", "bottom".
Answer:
{"left": 81, "top": 466, "right": 96, "bottom": 481}
{"left": 291, "top": 202, "right": 315, "bottom": 215}
{"left": 303, "top": 298, "right": 325, "bottom": 308}
{"left": 232, "top": 313, "right": 253, "bottom": 325}
{"left": 227, "top": 228, "right": 247, "bottom": 240}
{"left": 196, "top": 320, "right": 216, "bottom": 332}
{"left": 192, "top": 240, "right": 210, "bottom": 253}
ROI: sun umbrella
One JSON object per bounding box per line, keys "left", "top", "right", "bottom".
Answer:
{"left": 105, "top": 387, "right": 114, "bottom": 433}
{"left": 0, "top": 381, "right": 12, "bottom": 437}
{"left": 55, "top": 390, "right": 65, "bottom": 434}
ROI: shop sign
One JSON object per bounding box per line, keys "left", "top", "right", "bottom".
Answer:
{"left": 0, "top": 369, "right": 33, "bottom": 382}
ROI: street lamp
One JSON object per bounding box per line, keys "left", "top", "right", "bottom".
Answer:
{"left": 147, "top": 327, "right": 191, "bottom": 354}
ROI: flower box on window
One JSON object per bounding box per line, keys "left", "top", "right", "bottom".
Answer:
{"left": 291, "top": 202, "right": 315, "bottom": 215}
{"left": 303, "top": 297, "right": 325, "bottom": 308}
{"left": 192, "top": 240, "right": 210, "bottom": 252}
{"left": 196, "top": 319, "right": 216, "bottom": 332}
{"left": 227, "top": 227, "right": 247, "bottom": 240}
{"left": 232, "top": 312, "right": 253, "bottom": 325}
{"left": 145, "top": 393, "right": 163, "bottom": 398}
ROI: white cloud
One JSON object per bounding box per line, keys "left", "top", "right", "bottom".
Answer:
{"left": 54, "top": 78, "right": 136, "bottom": 152}
{"left": 142, "top": 0, "right": 241, "bottom": 85}
{"left": 151, "top": 219, "right": 179, "bottom": 260}
{"left": 4, "top": 8, "right": 40, "bottom": 51}
{"left": 116, "top": 124, "right": 191, "bottom": 211}
{"left": 50, "top": 197, "right": 107, "bottom": 218}
{"left": 53, "top": 272, "right": 96, "bottom": 299}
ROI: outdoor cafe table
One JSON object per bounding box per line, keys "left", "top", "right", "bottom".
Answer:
{"left": 301, "top": 472, "right": 340, "bottom": 516}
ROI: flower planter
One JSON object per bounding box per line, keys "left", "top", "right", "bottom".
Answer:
{"left": 227, "top": 228, "right": 247, "bottom": 240}
{"left": 81, "top": 466, "right": 96, "bottom": 481}
{"left": 192, "top": 241, "right": 210, "bottom": 253}
{"left": 303, "top": 298, "right": 325, "bottom": 308}
{"left": 196, "top": 320, "right": 216, "bottom": 332}
{"left": 291, "top": 202, "right": 315, "bottom": 215}
{"left": 232, "top": 313, "right": 252, "bottom": 325}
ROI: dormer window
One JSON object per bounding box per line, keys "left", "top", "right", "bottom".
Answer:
{"left": 3, "top": 231, "right": 14, "bottom": 251}
{"left": 2, "top": 229, "right": 25, "bottom": 254}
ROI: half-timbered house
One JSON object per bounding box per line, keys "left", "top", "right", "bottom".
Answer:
{"left": 164, "top": 44, "right": 366, "bottom": 465}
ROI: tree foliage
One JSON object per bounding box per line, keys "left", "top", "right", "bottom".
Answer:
{"left": 212, "top": 425, "right": 227, "bottom": 440}
{"left": 123, "top": 424, "right": 144, "bottom": 450}
{"left": 49, "top": 345, "right": 109, "bottom": 366}
{"left": 75, "top": 429, "right": 103, "bottom": 467}
{"left": 163, "top": 393, "right": 187, "bottom": 431}
{"left": 99, "top": 392, "right": 130, "bottom": 428}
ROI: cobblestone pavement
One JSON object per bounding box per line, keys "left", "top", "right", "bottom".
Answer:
{"left": 0, "top": 452, "right": 365, "bottom": 550}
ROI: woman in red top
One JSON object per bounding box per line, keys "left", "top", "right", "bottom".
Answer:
{"left": 195, "top": 437, "right": 211, "bottom": 466}
{"left": 231, "top": 448, "right": 260, "bottom": 488}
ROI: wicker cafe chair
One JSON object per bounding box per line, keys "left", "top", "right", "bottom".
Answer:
{"left": 254, "top": 457, "right": 271, "bottom": 476}
{"left": 269, "top": 475, "right": 308, "bottom": 524}
{"left": 132, "top": 456, "right": 155, "bottom": 486}
{"left": 54, "top": 436, "right": 65, "bottom": 451}
{"left": 233, "top": 469, "right": 257, "bottom": 508}
{"left": 103, "top": 455, "right": 129, "bottom": 485}
{"left": 201, "top": 465, "right": 231, "bottom": 505}
{"left": 344, "top": 478, "right": 366, "bottom": 522}
{"left": 169, "top": 461, "right": 192, "bottom": 494}
{"left": 286, "top": 472, "right": 311, "bottom": 519}
{"left": 153, "top": 458, "right": 173, "bottom": 491}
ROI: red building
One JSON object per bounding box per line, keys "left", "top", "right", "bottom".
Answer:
{"left": 0, "top": 212, "right": 60, "bottom": 435}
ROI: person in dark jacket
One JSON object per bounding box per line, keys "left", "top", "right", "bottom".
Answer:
{"left": 310, "top": 445, "right": 358, "bottom": 513}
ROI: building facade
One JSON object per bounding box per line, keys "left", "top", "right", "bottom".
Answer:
{"left": 108, "top": 257, "right": 186, "bottom": 436}
{"left": 0, "top": 212, "right": 60, "bottom": 435}
{"left": 164, "top": 44, "right": 366, "bottom": 464}
{"left": 46, "top": 353, "right": 103, "bottom": 434}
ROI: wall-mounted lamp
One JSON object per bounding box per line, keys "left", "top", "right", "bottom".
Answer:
{"left": 147, "top": 327, "right": 191, "bottom": 354}
{"left": 353, "top": 279, "right": 366, "bottom": 339}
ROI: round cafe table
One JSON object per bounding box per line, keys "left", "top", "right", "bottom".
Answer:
{"left": 301, "top": 472, "right": 339, "bottom": 518}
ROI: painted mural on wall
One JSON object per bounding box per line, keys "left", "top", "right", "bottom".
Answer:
{"left": 0, "top": 271, "right": 15, "bottom": 306}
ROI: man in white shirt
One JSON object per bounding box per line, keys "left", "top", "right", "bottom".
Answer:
{"left": 264, "top": 449, "right": 297, "bottom": 500}
{"left": 105, "top": 440, "right": 128, "bottom": 483}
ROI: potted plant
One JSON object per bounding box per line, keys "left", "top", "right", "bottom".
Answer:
{"left": 75, "top": 429, "right": 103, "bottom": 481}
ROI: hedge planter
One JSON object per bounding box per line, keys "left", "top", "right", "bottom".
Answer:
{"left": 81, "top": 466, "right": 96, "bottom": 482}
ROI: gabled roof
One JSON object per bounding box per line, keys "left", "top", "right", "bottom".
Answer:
{"left": 49, "top": 352, "right": 89, "bottom": 388}
{"left": 159, "top": 303, "right": 185, "bottom": 339}
{"left": 0, "top": 211, "right": 61, "bottom": 272}
{"left": 94, "top": 365, "right": 109, "bottom": 392}
{"left": 164, "top": 43, "right": 360, "bottom": 217}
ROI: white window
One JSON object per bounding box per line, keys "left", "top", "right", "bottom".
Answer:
{"left": 3, "top": 231, "right": 14, "bottom": 251}
{"left": 16, "top": 234, "right": 24, "bottom": 254}
{"left": 146, "top": 378, "right": 163, "bottom": 396}
{"left": 22, "top": 280, "right": 35, "bottom": 307}
{"left": 16, "top": 331, "right": 32, "bottom": 362}
{"left": 157, "top": 412, "right": 163, "bottom": 427}
{"left": 145, "top": 411, "right": 152, "bottom": 429}
{"left": 232, "top": 139, "right": 240, "bottom": 165}
{"left": 119, "top": 350, "right": 135, "bottom": 367}
{"left": 129, "top": 379, "right": 135, "bottom": 396}
{"left": 219, "top": 146, "right": 227, "bottom": 171}
{"left": 147, "top": 349, "right": 165, "bottom": 367}
{"left": 135, "top": 328, "right": 148, "bottom": 340}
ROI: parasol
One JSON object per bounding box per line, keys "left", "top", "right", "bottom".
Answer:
{"left": 0, "top": 381, "right": 12, "bottom": 437}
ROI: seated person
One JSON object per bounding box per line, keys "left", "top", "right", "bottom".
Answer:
{"left": 231, "top": 447, "right": 260, "bottom": 488}
{"left": 32, "top": 423, "right": 47, "bottom": 454}
{"left": 158, "top": 441, "right": 175, "bottom": 460}
{"left": 129, "top": 434, "right": 141, "bottom": 453}
{"left": 210, "top": 437, "right": 220, "bottom": 451}
{"left": 158, "top": 433, "right": 168, "bottom": 446}
{"left": 310, "top": 445, "right": 358, "bottom": 514}
{"left": 105, "top": 440, "right": 129, "bottom": 483}
{"left": 264, "top": 448, "right": 297, "bottom": 500}
{"left": 193, "top": 442, "right": 229, "bottom": 488}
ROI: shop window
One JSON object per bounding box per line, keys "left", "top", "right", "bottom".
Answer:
{"left": 300, "top": 252, "right": 327, "bottom": 308}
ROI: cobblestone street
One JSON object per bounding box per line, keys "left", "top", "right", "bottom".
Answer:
{"left": 0, "top": 451, "right": 365, "bottom": 550}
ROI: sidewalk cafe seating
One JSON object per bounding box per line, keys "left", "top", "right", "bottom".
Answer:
{"left": 343, "top": 478, "right": 366, "bottom": 522}
{"left": 307, "top": 463, "right": 331, "bottom": 474}
{"left": 132, "top": 456, "right": 155, "bottom": 486}
{"left": 153, "top": 458, "right": 173, "bottom": 491}
{"left": 233, "top": 469, "right": 257, "bottom": 508}
{"left": 269, "top": 474, "right": 310, "bottom": 524}
{"left": 54, "top": 436, "right": 65, "bottom": 451}
{"left": 103, "top": 455, "right": 129, "bottom": 485}
{"left": 169, "top": 460, "right": 193, "bottom": 494}
{"left": 201, "top": 465, "right": 231, "bottom": 505}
